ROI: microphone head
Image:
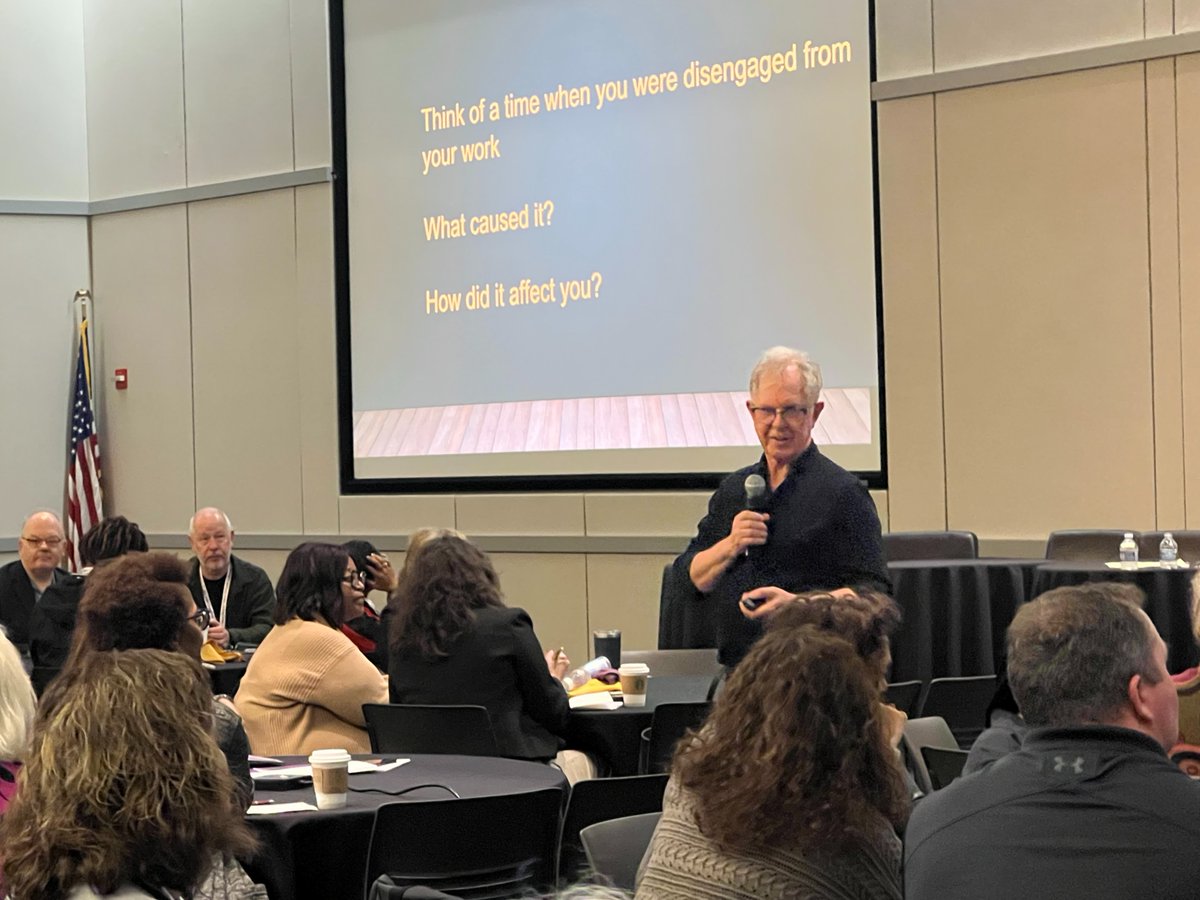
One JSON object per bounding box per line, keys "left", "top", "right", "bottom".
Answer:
{"left": 744, "top": 473, "right": 767, "bottom": 510}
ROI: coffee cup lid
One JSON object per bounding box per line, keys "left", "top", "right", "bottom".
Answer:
{"left": 309, "top": 748, "right": 351, "bottom": 765}
{"left": 618, "top": 662, "right": 650, "bottom": 674}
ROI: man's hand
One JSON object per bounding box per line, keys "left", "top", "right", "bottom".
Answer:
{"left": 739, "top": 586, "right": 799, "bottom": 619}
{"left": 729, "top": 510, "right": 770, "bottom": 554}
{"left": 207, "top": 620, "right": 230, "bottom": 647}
{"left": 689, "top": 510, "right": 771, "bottom": 593}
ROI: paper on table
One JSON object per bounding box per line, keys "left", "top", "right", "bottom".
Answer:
{"left": 569, "top": 692, "right": 621, "bottom": 710}
{"left": 246, "top": 801, "right": 318, "bottom": 815}
{"left": 250, "top": 759, "right": 411, "bottom": 779}
{"left": 1104, "top": 560, "right": 1191, "bottom": 569}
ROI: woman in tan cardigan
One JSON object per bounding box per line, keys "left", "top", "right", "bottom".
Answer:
{"left": 235, "top": 542, "right": 387, "bottom": 755}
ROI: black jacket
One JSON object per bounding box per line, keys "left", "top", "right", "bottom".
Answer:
{"left": 0, "top": 560, "right": 69, "bottom": 652}
{"left": 28, "top": 573, "right": 86, "bottom": 695}
{"left": 187, "top": 555, "right": 276, "bottom": 646}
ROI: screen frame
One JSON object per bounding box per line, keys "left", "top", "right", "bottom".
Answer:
{"left": 330, "top": 0, "right": 888, "bottom": 495}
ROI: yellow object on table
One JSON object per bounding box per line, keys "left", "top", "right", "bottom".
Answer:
{"left": 568, "top": 677, "right": 618, "bottom": 698}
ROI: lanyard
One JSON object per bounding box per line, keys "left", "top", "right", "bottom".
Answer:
{"left": 198, "top": 563, "right": 232, "bottom": 627}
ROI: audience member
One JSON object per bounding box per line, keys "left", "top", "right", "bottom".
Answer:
{"left": 636, "top": 593, "right": 909, "bottom": 899}
{"left": 186, "top": 506, "right": 274, "bottom": 648}
{"left": 0, "top": 650, "right": 256, "bottom": 900}
{"left": 235, "top": 541, "right": 388, "bottom": 755}
{"left": 963, "top": 677, "right": 1027, "bottom": 775}
{"left": 0, "top": 627, "right": 35, "bottom": 817}
{"left": 59, "top": 551, "right": 254, "bottom": 807}
{"left": 341, "top": 538, "right": 397, "bottom": 669}
{"left": 674, "top": 347, "right": 889, "bottom": 668}
{"left": 27, "top": 514, "right": 148, "bottom": 695}
{"left": 905, "top": 583, "right": 1200, "bottom": 900}
{"left": 388, "top": 530, "right": 596, "bottom": 781}
{"left": 0, "top": 511, "right": 68, "bottom": 664}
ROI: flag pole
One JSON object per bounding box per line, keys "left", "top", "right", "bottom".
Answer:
{"left": 66, "top": 289, "right": 102, "bottom": 572}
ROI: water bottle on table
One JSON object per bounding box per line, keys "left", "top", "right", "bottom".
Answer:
{"left": 1119, "top": 533, "right": 1139, "bottom": 570}
{"left": 1160, "top": 532, "right": 1179, "bottom": 568}
{"left": 561, "top": 656, "right": 612, "bottom": 691}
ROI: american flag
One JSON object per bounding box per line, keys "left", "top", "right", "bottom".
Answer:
{"left": 65, "top": 318, "right": 102, "bottom": 571}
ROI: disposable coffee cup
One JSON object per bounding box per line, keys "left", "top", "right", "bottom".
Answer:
{"left": 308, "top": 748, "right": 351, "bottom": 809}
{"left": 618, "top": 662, "right": 650, "bottom": 707}
{"left": 593, "top": 629, "right": 621, "bottom": 667}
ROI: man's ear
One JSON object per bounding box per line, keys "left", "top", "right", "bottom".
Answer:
{"left": 1127, "top": 673, "right": 1154, "bottom": 723}
{"left": 811, "top": 400, "right": 825, "bottom": 423}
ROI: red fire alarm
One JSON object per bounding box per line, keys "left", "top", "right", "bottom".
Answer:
{"left": 114, "top": 368, "right": 128, "bottom": 390}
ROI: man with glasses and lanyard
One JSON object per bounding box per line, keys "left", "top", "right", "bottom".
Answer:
{"left": 186, "top": 507, "right": 275, "bottom": 649}
{"left": 0, "top": 511, "right": 69, "bottom": 668}
{"left": 675, "top": 347, "right": 889, "bottom": 669}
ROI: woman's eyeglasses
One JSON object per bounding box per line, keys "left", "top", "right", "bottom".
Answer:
{"left": 342, "top": 571, "right": 366, "bottom": 586}
{"left": 188, "top": 609, "right": 212, "bottom": 630}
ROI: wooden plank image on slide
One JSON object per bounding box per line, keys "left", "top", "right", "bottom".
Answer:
{"left": 352, "top": 389, "right": 871, "bottom": 457}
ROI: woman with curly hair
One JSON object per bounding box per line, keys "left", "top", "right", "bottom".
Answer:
{"left": 636, "top": 592, "right": 910, "bottom": 900}
{"left": 0, "top": 649, "right": 256, "bottom": 900}
{"left": 235, "top": 542, "right": 387, "bottom": 755}
{"left": 389, "top": 531, "right": 590, "bottom": 776}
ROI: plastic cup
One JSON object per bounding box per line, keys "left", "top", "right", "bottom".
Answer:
{"left": 593, "top": 630, "right": 621, "bottom": 667}
{"left": 618, "top": 662, "right": 650, "bottom": 707}
{"left": 308, "top": 748, "right": 351, "bottom": 809}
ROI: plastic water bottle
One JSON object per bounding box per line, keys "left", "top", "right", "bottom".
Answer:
{"left": 1160, "top": 532, "right": 1179, "bottom": 567}
{"left": 1119, "top": 533, "right": 1139, "bottom": 570}
{"left": 561, "top": 656, "right": 611, "bottom": 691}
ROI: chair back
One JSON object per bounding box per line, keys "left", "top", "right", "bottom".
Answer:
{"left": 642, "top": 702, "right": 711, "bottom": 775}
{"left": 658, "top": 564, "right": 715, "bottom": 650}
{"left": 620, "top": 648, "right": 722, "bottom": 678}
{"left": 580, "top": 812, "right": 662, "bottom": 891}
{"left": 921, "top": 746, "right": 969, "bottom": 790}
{"left": 917, "top": 675, "right": 997, "bottom": 749}
{"left": 901, "top": 716, "right": 958, "bottom": 795}
{"left": 1138, "top": 530, "right": 1200, "bottom": 563}
{"left": 362, "top": 704, "right": 499, "bottom": 756}
{"left": 884, "top": 680, "right": 923, "bottom": 716}
{"left": 558, "top": 773, "right": 668, "bottom": 884}
{"left": 1044, "top": 529, "right": 1131, "bottom": 561}
{"left": 883, "top": 530, "right": 978, "bottom": 562}
{"left": 364, "top": 788, "right": 563, "bottom": 900}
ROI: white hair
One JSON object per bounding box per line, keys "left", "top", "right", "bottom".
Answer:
{"left": 188, "top": 508, "right": 233, "bottom": 535}
{"left": 749, "top": 346, "right": 822, "bottom": 405}
{"left": 0, "top": 627, "right": 36, "bottom": 760}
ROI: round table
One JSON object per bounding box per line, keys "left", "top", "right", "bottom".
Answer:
{"left": 886, "top": 558, "right": 1042, "bottom": 682}
{"left": 1031, "top": 561, "right": 1200, "bottom": 673}
{"left": 206, "top": 658, "right": 249, "bottom": 696}
{"left": 566, "top": 675, "right": 713, "bottom": 776}
{"left": 243, "top": 754, "right": 567, "bottom": 900}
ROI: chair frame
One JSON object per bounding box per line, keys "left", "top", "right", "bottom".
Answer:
{"left": 362, "top": 703, "right": 500, "bottom": 756}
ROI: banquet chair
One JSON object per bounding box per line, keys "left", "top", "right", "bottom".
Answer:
{"left": 884, "top": 680, "right": 924, "bottom": 716}
{"left": 657, "top": 564, "right": 715, "bottom": 650}
{"left": 620, "top": 648, "right": 722, "bottom": 678}
{"left": 558, "top": 773, "right": 668, "bottom": 884}
{"left": 1138, "top": 531, "right": 1200, "bottom": 563}
{"left": 364, "top": 788, "right": 563, "bottom": 900}
{"left": 639, "top": 701, "right": 711, "bottom": 774}
{"left": 901, "top": 716, "right": 958, "bottom": 796}
{"left": 921, "top": 746, "right": 969, "bottom": 790}
{"left": 917, "top": 675, "right": 997, "bottom": 749}
{"left": 580, "top": 812, "right": 663, "bottom": 891}
{"left": 882, "top": 530, "right": 979, "bottom": 562}
{"left": 1044, "top": 530, "right": 1132, "bottom": 561}
{"left": 362, "top": 704, "right": 499, "bottom": 756}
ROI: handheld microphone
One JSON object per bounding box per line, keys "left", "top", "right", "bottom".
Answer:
{"left": 743, "top": 474, "right": 768, "bottom": 559}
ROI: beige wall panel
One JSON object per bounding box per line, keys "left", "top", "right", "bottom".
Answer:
{"left": 1177, "top": 54, "right": 1200, "bottom": 526}
{"left": 932, "top": 0, "right": 1143, "bottom": 71}
{"left": 189, "top": 191, "right": 302, "bottom": 533}
{"left": 491, "top": 553, "right": 589, "bottom": 667}
{"left": 83, "top": 0, "right": 186, "bottom": 199}
{"left": 937, "top": 65, "right": 1155, "bottom": 538}
{"left": 1179, "top": 3, "right": 1200, "bottom": 33}
{"left": 871, "top": 490, "right": 890, "bottom": 530}
{"left": 229, "top": 548, "right": 289, "bottom": 585}
{"left": 1145, "top": 0, "right": 1175, "bottom": 37}
{"left": 291, "top": 0, "right": 332, "bottom": 169}
{"left": 456, "top": 495, "right": 585, "bottom": 536}
{"left": 874, "top": 0, "right": 934, "bottom": 80}
{"left": 90, "top": 206, "right": 196, "bottom": 533}
{"left": 584, "top": 493, "right": 708, "bottom": 538}
{"left": 0, "top": 216, "right": 89, "bottom": 529}
{"left": 0, "top": 1, "right": 88, "bottom": 199}
{"left": 295, "top": 185, "right": 340, "bottom": 533}
{"left": 876, "top": 95, "right": 947, "bottom": 531}
{"left": 586, "top": 554, "right": 672, "bottom": 654}
{"left": 338, "top": 495, "right": 457, "bottom": 538}
{"left": 1146, "top": 58, "right": 1186, "bottom": 526}
{"left": 182, "top": 0, "right": 295, "bottom": 184}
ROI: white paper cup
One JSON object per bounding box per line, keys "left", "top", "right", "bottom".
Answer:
{"left": 618, "top": 663, "right": 650, "bottom": 707}
{"left": 308, "top": 748, "right": 351, "bottom": 809}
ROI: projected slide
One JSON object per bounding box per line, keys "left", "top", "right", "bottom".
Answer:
{"left": 340, "top": 0, "right": 880, "bottom": 484}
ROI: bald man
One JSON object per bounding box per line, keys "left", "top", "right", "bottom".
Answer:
{"left": 186, "top": 507, "right": 275, "bottom": 648}
{"left": 0, "top": 511, "right": 69, "bottom": 659}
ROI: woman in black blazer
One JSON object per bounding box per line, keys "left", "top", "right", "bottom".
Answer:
{"left": 387, "top": 530, "right": 579, "bottom": 765}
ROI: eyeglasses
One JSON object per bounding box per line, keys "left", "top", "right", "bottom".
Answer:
{"left": 748, "top": 405, "right": 809, "bottom": 425}
{"left": 21, "top": 536, "right": 64, "bottom": 548}
{"left": 342, "top": 571, "right": 365, "bottom": 586}
{"left": 188, "top": 609, "right": 212, "bottom": 630}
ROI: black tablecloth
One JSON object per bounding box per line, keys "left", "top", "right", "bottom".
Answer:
{"left": 206, "top": 659, "right": 249, "bottom": 696}
{"left": 886, "top": 559, "right": 1042, "bottom": 682}
{"left": 243, "top": 754, "right": 567, "bottom": 900}
{"left": 566, "top": 675, "right": 712, "bottom": 776}
{"left": 1031, "top": 562, "right": 1200, "bottom": 673}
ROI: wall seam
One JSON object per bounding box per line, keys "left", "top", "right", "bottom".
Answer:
{"left": 932, "top": 93, "right": 949, "bottom": 529}
{"left": 1145, "top": 63, "right": 1160, "bottom": 527}
{"left": 1175, "top": 57, "right": 1187, "bottom": 524}
{"left": 179, "top": 0, "right": 199, "bottom": 512}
